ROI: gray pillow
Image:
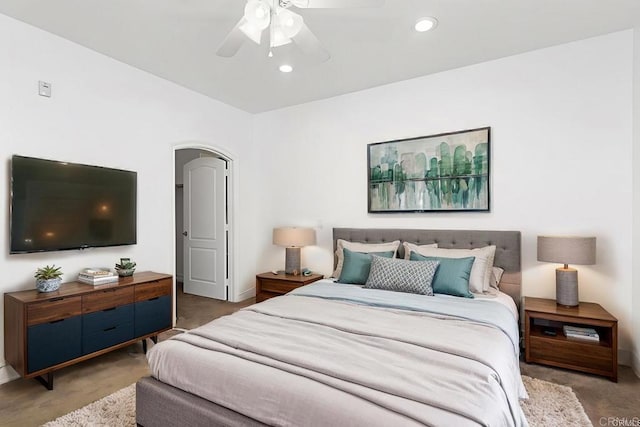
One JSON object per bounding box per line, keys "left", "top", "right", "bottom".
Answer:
{"left": 364, "top": 256, "right": 439, "bottom": 295}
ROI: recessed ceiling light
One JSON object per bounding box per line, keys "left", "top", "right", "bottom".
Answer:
{"left": 415, "top": 17, "right": 438, "bottom": 33}
{"left": 279, "top": 64, "right": 293, "bottom": 73}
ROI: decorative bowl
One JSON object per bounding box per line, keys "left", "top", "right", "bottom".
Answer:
{"left": 36, "top": 278, "right": 61, "bottom": 293}
{"left": 116, "top": 268, "right": 135, "bottom": 277}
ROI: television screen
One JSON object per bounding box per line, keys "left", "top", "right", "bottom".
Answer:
{"left": 10, "top": 155, "right": 137, "bottom": 254}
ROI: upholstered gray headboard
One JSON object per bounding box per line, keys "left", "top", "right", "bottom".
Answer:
{"left": 333, "top": 228, "right": 522, "bottom": 308}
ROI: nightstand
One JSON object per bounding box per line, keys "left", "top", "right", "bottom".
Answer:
{"left": 524, "top": 296, "right": 617, "bottom": 381}
{"left": 255, "top": 272, "right": 324, "bottom": 302}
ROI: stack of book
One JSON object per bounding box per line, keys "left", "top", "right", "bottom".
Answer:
{"left": 563, "top": 325, "right": 600, "bottom": 342}
{"left": 78, "top": 268, "right": 118, "bottom": 285}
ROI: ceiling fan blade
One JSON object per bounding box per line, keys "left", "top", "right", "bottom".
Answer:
{"left": 291, "top": 23, "right": 330, "bottom": 63}
{"left": 216, "top": 18, "right": 247, "bottom": 57}
{"left": 293, "top": 0, "right": 384, "bottom": 8}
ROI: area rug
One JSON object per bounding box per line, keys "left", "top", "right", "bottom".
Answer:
{"left": 521, "top": 375, "right": 592, "bottom": 426}
{"left": 42, "top": 376, "right": 592, "bottom": 426}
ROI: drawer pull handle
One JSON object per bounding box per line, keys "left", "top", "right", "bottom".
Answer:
{"left": 50, "top": 297, "right": 64, "bottom": 302}
{"left": 103, "top": 307, "right": 116, "bottom": 312}
{"left": 148, "top": 297, "right": 159, "bottom": 301}
{"left": 103, "top": 326, "right": 116, "bottom": 332}
{"left": 50, "top": 319, "right": 64, "bottom": 324}
{"left": 103, "top": 289, "right": 117, "bottom": 293}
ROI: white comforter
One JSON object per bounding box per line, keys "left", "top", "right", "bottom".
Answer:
{"left": 148, "top": 284, "right": 527, "bottom": 427}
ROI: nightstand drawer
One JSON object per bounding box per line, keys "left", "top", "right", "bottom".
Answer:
{"left": 529, "top": 336, "right": 613, "bottom": 372}
{"left": 259, "top": 279, "right": 301, "bottom": 294}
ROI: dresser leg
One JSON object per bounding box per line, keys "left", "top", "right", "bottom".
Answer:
{"left": 142, "top": 338, "right": 148, "bottom": 354}
{"left": 35, "top": 371, "right": 54, "bottom": 390}
{"left": 150, "top": 335, "right": 158, "bottom": 344}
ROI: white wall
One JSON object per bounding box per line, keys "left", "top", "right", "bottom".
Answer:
{"left": 254, "top": 31, "right": 635, "bottom": 363}
{"left": 0, "top": 14, "right": 258, "bottom": 380}
{"left": 633, "top": 27, "right": 640, "bottom": 376}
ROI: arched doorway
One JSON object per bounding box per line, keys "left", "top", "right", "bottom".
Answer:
{"left": 173, "top": 144, "right": 236, "bottom": 303}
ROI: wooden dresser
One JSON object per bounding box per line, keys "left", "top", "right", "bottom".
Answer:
{"left": 4, "top": 271, "right": 173, "bottom": 389}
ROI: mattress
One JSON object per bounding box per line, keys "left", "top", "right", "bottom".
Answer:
{"left": 148, "top": 281, "right": 527, "bottom": 426}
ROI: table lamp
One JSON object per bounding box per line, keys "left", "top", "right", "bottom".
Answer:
{"left": 537, "top": 236, "right": 596, "bottom": 307}
{"left": 273, "top": 227, "right": 316, "bottom": 275}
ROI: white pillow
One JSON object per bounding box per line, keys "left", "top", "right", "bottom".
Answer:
{"left": 332, "top": 239, "right": 401, "bottom": 278}
{"left": 490, "top": 266, "right": 505, "bottom": 289}
{"left": 403, "top": 245, "right": 496, "bottom": 294}
{"left": 402, "top": 242, "right": 438, "bottom": 260}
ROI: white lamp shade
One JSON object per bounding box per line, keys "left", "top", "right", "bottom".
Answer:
{"left": 273, "top": 227, "right": 316, "bottom": 247}
{"left": 244, "top": 0, "right": 271, "bottom": 30}
{"left": 537, "top": 236, "right": 596, "bottom": 265}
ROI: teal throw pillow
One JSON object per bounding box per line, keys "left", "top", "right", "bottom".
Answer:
{"left": 338, "top": 248, "right": 395, "bottom": 285}
{"left": 410, "top": 253, "right": 475, "bottom": 298}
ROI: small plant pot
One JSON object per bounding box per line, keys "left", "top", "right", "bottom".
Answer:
{"left": 36, "top": 278, "right": 62, "bottom": 293}
{"left": 116, "top": 268, "right": 135, "bottom": 277}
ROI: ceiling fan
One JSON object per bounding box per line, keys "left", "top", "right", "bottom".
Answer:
{"left": 216, "top": 0, "right": 384, "bottom": 62}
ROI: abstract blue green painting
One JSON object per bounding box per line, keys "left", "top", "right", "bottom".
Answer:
{"left": 368, "top": 127, "right": 490, "bottom": 213}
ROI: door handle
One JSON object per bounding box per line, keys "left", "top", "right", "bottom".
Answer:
{"left": 182, "top": 231, "right": 188, "bottom": 236}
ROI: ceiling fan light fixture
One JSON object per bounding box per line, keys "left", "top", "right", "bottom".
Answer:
{"left": 276, "top": 9, "right": 304, "bottom": 38}
{"left": 279, "top": 64, "right": 293, "bottom": 73}
{"left": 415, "top": 17, "right": 438, "bottom": 33}
{"left": 271, "top": 26, "right": 293, "bottom": 47}
{"left": 244, "top": 0, "right": 271, "bottom": 30}
{"left": 239, "top": 20, "right": 263, "bottom": 44}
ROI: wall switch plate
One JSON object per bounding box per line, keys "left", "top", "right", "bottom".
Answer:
{"left": 38, "top": 81, "right": 51, "bottom": 97}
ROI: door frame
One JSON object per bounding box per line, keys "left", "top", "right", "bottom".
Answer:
{"left": 172, "top": 142, "right": 238, "bottom": 304}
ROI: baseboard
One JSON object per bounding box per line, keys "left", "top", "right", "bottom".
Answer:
{"left": 618, "top": 349, "right": 632, "bottom": 367}
{"left": 632, "top": 350, "right": 640, "bottom": 379}
{"left": 0, "top": 364, "right": 20, "bottom": 385}
{"left": 234, "top": 286, "right": 255, "bottom": 303}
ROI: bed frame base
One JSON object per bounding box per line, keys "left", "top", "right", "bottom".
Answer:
{"left": 136, "top": 376, "right": 266, "bottom": 427}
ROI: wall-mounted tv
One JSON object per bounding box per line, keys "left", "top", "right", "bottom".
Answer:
{"left": 10, "top": 155, "right": 137, "bottom": 254}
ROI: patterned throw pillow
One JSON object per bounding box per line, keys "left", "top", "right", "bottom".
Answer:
{"left": 364, "top": 256, "right": 439, "bottom": 295}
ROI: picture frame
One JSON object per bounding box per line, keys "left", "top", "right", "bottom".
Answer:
{"left": 368, "top": 127, "right": 490, "bottom": 213}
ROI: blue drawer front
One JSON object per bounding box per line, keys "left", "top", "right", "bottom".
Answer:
{"left": 83, "top": 303, "right": 134, "bottom": 335}
{"left": 135, "top": 295, "right": 171, "bottom": 337}
{"left": 83, "top": 321, "right": 134, "bottom": 355}
{"left": 27, "top": 315, "right": 82, "bottom": 373}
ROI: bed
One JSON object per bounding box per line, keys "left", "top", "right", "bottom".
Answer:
{"left": 137, "top": 228, "right": 526, "bottom": 427}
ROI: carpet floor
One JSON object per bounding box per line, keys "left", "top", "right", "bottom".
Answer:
{"left": 42, "top": 375, "right": 591, "bottom": 427}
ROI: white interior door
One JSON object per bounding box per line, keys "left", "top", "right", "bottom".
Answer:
{"left": 183, "top": 157, "right": 227, "bottom": 300}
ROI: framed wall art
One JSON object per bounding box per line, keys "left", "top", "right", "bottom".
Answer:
{"left": 368, "top": 127, "right": 490, "bottom": 213}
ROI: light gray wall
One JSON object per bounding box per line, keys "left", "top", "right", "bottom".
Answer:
{"left": 253, "top": 30, "right": 635, "bottom": 365}
{"left": 0, "top": 14, "right": 256, "bottom": 382}
{"left": 632, "top": 27, "right": 640, "bottom": 377}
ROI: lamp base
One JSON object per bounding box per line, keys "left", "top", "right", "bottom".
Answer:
{"left": 556, "top": 268, "right": 579, "bottom": 307}
{"left": 285, "top": 247, "right": 301, "bottom": 275}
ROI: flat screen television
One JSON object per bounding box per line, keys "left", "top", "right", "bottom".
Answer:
{"left": 10, "top": 155, "right": 137, "bottom": 254}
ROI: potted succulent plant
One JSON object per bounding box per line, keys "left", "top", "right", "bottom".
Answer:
{"left": 115, "top": 259, "right": 136, "bottom": 277}
{"left": 34, "top": 265, "right": 63, "bottom": 292}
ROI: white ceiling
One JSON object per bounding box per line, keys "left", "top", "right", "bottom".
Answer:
{"left": 1, "top": 0, "right": 639, "bottom": 113}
